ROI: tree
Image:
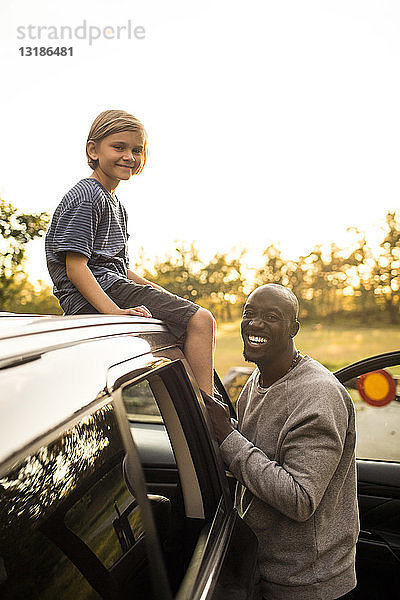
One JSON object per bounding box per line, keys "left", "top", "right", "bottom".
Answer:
{"left": 0, "top": 276, "right": 62, "bottom": 314}
{"left": 140, "top": 242, "right": 203, "bottom": 301}
{"left": 0, "top": 197, "right": 50, "bottom": 311}
{"left": 372, "top": 211, "right": 400, "bottom": 323}
{"left": 344, "top": 228, "right": 376, "bottom": 322}
{"left": 199, "top": 250, "right": 247, "bottom": 320}
{"left": 138, "top": 244, "right": 247, "bottom": 320}
{"left": 254, "top": 244, "right": 308, "bottom": 317}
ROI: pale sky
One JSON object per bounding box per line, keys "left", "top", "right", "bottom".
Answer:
{"left": 1, "top": 0, "right": 399, "bottom": 287}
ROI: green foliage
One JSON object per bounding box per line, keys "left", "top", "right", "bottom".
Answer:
{"left": 254, "top": 210, "right": 400, "bottom": 323}
{"left": 372, "top": 211, "right": 400, "bottom": 323}
{"left": 137, "top": 211, "right": 400, "bottom": 324}
{"left": 142, "top": 243, "right": 202, "bottom": 300}
{"left": 198, "top": 250, "right": 247, "bottom": 320}
{"left": 215, "top": 320, "right": 400, "bottom": 379}
{"left": 1, "top": 192, "right": 399, "bottom": 324}
{"left": 0, "top": 276, "right": 62, "bottom": 315}
{"left": 0, "top": 198, "right": 49, "bottom": 273}
{"left": 0, "top": 196, "right": 52, "bottom": 312}
{"left": 140, "top": 243, "right": 246, "bottom": 320}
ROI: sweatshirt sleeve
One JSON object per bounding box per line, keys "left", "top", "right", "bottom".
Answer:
{"left": 220, "top": 380, "right": 350, "bottom": 522}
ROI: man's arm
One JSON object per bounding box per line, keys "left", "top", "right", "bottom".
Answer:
{"left": 66, "top": 252, "right": 152, "bottom": 317}
{"left": 205, "top": 387, "right": 350, "bottom": 523}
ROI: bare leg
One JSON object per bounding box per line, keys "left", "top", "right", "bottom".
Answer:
{"left": 184, "top": 307, "right": 216, "bottom": 395}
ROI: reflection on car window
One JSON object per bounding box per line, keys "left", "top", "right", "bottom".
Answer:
{"left": 344, "top": 365, "right": 400, "bottom": 462}
{"left": 0, "top": 402, "right": 150, "bottom": 599}
{"left": 123, "top": 379, "right": 163, "bottom": 423}
{"left": 65, "top": 462, "right": 144, "bottom": 569}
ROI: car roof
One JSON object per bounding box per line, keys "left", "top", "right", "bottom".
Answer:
{"left": 0, "top": 313, "right": 168, "bottom": 366}
{"left": 0, "top": 314, "right": 171, "bottom": 469}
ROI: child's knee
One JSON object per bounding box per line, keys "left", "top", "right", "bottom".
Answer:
{"left": 188, "top": 307, "right": 215, "bottom": 335}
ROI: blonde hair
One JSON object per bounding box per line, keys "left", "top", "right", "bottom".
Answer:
{"left": 86, "top": 109, "right": 148, "bottom": 174}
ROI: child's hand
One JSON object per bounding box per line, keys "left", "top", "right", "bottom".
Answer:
{"left": 117, "top": 305, "right": 152, "bottom": 318}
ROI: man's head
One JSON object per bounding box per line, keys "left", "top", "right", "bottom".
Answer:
{"left": 241, "top": 284, "right": 300, "bottom": 366}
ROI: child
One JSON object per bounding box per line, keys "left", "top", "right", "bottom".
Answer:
{"left": 45, "top": 109, "right": 215, "bottom": 394}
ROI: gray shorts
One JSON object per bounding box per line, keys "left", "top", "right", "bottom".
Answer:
{"left": 75, "top": 279, "right": 200, "bottom": 345}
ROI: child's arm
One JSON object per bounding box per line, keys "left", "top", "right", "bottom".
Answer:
{"left": 127, "top": 269, "right": 166, "bottom": 292}
{"left": 66, "top": 252, "right": 152, "bottom": 317}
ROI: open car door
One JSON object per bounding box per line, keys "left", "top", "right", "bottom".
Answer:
{"left": 108, "top": 354, "right": 259, "bottom": 600}
{"left": 335, "top": 351, "right": 400, "bottom": 599}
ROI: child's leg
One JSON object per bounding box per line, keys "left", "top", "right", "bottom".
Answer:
{"left": 101, "top": 281, "right": 216, "bottom": 393}
{"left": 184, "top": 307, "right": 216, "bottom": 396}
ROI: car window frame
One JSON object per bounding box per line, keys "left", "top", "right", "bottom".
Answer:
{"left": 335, "top": 350, "right": 400, "bottom": 464}
{"left": 335, "top": 351, "right": 400, "bottom": 384}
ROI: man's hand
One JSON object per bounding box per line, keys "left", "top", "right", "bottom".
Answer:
{"left": 201, "top": 391, "right": 234, "bottom": 444}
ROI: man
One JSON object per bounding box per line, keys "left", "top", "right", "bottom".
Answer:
{"left": 204, "top": 284, "right": 359, "bottom": 600}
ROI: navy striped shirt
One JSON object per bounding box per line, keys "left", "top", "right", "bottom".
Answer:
{"left": 45, "top": 178, "right": 130, "bottom": 314}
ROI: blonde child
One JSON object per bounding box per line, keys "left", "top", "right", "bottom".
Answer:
{"left": 45, "top": 110, "right": 215, "bottom": 394}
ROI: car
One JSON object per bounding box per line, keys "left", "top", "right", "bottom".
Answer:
{"left": 0, "top": 314, "right": 399, "bottom": 599}
{"left": 0, "top": 314, "right": 258, "bottom": 600}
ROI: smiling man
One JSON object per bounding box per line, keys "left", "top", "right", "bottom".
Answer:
{"left": 204, "top": 284, "right": 359, "bottom": 600}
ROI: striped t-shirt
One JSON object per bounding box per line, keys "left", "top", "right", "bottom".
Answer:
{"left": 45, "top": 178, "right": 130, "bottom": 314}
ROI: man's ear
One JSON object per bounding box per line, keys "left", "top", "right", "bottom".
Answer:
{"left": 86, "top": 139, "right": 98, "bottom": 161}
{"left": 290, "top": 320, "right": 300, "bottom": 338}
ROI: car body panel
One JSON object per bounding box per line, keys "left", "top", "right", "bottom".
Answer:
{"left": 0, "top": 314, "right": 167, "bottom": 369}
{"left": 0, "top": 336, "right": 153, "bottom": 466}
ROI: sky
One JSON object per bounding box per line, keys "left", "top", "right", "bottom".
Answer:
{"left": 1, "top": 0, "right": 399, "bottom": 287}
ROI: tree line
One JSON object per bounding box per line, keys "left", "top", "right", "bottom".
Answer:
{"left": 1, "top": 196, "right": 399, "bottom": 323}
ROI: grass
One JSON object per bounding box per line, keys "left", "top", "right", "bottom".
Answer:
{"left": 215, "top": 321, "right": 400, "bottom": 378}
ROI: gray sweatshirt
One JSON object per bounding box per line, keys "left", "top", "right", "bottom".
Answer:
{"left": 220, "top": 356, "right": 359, "bottom": 600}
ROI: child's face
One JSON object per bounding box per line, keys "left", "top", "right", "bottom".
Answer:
{"left": 87, "top": 130, "right": 145, "bottom": 187}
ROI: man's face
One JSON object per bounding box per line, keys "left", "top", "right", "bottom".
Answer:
{"left": 241, "top": 287, "right": 296, "bottom": 365}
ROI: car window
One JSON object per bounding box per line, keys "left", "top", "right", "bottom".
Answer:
{"left": 342, "top": 364, "right": 400, "bottom": 462}
{"left": 120, "top": 370, "right": 204, "bottom": 519}
{"left": 117, "top": 361, "right": 235, "bottom": 595}
{"left": 64, "top": 461, "right": 144, "bottom": 569}
{"left": 0, "top": 402, "right": 152, "bottom": 599}
{"left": 123, "top": 378, "right": 163, "bottom": 423}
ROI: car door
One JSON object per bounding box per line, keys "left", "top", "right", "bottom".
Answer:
{"left": 335, "top": 351, "right": 400, "bottom": 600}
{"left": 108, "top": 353, "right": 259, "bottom": 600}
{"left": 0, "top": 389, "right": 172, "bottom": 600}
